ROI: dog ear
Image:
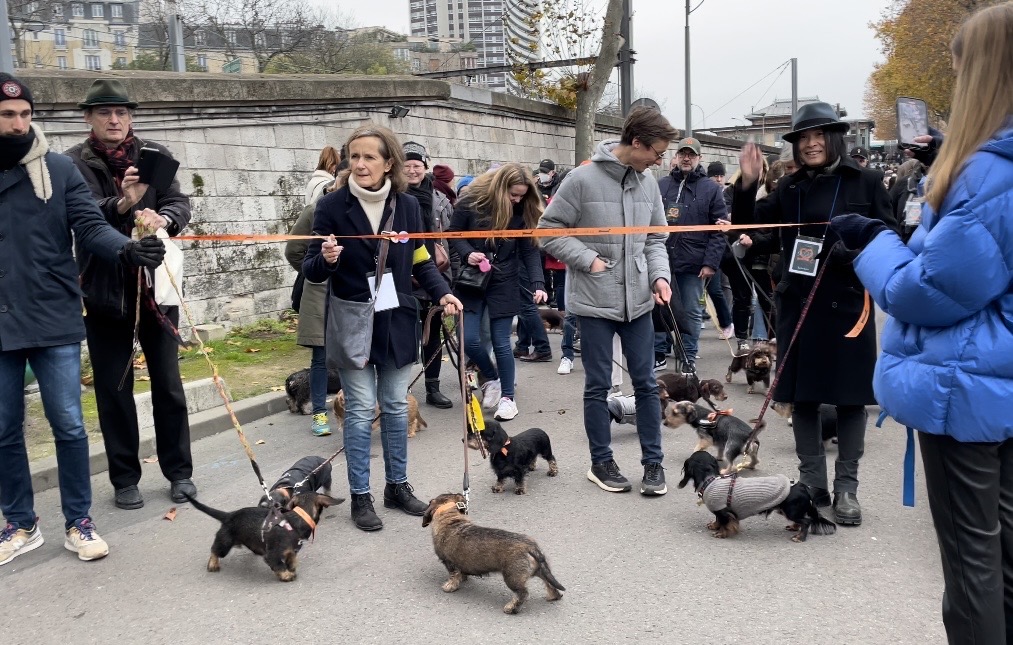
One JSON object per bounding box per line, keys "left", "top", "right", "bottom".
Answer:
{"left": 317, "top": 494, "right": 344, "bottom": 508}
{"left": 656, "top": 380, "right": 670, "bottom": 402}
{"left": 421, "top": 501, "right": 436, "bottom": 527}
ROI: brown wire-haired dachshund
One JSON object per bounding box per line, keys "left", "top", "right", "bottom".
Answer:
{"left": 725, "top": 342, "right": 775, "bottom": 394}
{"left": 186, "top": 492, "right": 342, "bottom": 582}
{"left": 422, "top": 493, "right": 565, "bottom": 614}
{"left": 333, "top": 390, "right": 427, "bottom": 437}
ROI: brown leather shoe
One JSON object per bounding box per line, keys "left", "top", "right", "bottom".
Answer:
{"left": 519, "top": 351, "right": 553, "bottom": 363}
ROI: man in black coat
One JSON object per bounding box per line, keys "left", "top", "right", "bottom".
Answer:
{"left": 65, "top": 79, "right": 195, "bottom": 510}
{"left": 0, "top": 74, "right": 164, "bottom": 566}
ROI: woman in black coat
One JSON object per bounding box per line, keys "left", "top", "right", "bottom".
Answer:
{"left": 303, "top": 125, "right": 461, "bottom": 532}
{"left": 731, "top": 102, "right": 897, "bottom": 526}
{"left": 446, "top": 163, "right": 546, "bottom": 422}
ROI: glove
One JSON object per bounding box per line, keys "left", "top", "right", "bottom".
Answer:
{"left": 829, "top": 214, "right": 888, "bottom": 251}
{"left": 911, "top": 126, "right": 944, "bottom": 167}
{"left": 120, "top": 235, "right": 166, "bottom": 268}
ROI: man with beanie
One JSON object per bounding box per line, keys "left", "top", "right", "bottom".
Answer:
{"left": 65, "top": 79, "right": 196, "bottom": 510}
{"left": 402, "top": 141, "right": 456, "bottom": 408}
{"left": 0, "top": 74, "right": 166, "bottom": 566}
{"left": 707, "top": 161, "right": 726, "bottom": 186}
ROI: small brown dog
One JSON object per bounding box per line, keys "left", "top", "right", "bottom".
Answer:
{"left": 539, "top": 308, "right": 564, "bottom": 333}
{"left": 333, "top": 390, "right": 427, "bottom": 437}
{"left": 422, "top": 493, "right": 565, "bottom": 614}
{"left": 656, "top": 373, "right": 728, "bottom": 411}
{"left": 725, "top": 342, "right": 775, "bottom": 394}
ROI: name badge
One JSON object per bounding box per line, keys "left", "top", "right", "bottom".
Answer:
{"left": 366, "top": 269, "right": 398, "bottom": 312}
{"left": 904, "top": 197, "right": 923, "bottom": 227}
{"left": 789, "top": 235, "right": 823, "bottom": 277}
{"left": 666, "top": 203, "right": 682, "bottom": 223}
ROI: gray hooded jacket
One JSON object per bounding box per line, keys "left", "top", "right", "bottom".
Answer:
{"left": 538, "top": 140, "right": 670, "bottom": 322}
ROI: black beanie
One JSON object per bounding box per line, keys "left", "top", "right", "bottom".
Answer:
{"left": 707, "top": 161, "right": 726, "bottom": 177}
{"left": 0, "top": 73, "right": 35, "bottom": 112}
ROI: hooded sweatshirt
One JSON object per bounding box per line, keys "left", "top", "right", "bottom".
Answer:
{"left": 538, "top": 140, "right": 670, "bottom": 322}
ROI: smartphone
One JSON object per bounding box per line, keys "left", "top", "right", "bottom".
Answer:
{"left": 136, "top": 146, "right": 180, "bottom": 192}
{"left": 896, "top": 97, "right": 929, "bottom": 147}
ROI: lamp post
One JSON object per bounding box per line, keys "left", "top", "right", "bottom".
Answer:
{"left": 691, "top": 103, "right": 705, "bottom": 129}
{"left": 684, "top": 0, "right": 705, "bottom": 136}
{"left": 0, "top": 0, "right": 13, "bottom": 74}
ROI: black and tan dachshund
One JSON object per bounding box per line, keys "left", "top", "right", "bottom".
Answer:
{"left": 479, "top": 420, "right": 559, "bottom": 494}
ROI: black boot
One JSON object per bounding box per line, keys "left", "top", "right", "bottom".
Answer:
{"left": 833, "top": 492, "right": 862, "bottom": 525}
{"left": 425, "top": 378, "right": 452, "bottom": 409}
{"left": 383, "top": 482, "right": 428, "bottom": 516}
{"left": 811, "top": 487, "right": 832, "bottom": 508}
{"left": 350, "top": 493, "right": 383, "bottom": 531}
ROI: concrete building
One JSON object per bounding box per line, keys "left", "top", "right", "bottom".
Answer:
{"left": 409, "top": 0, "right": 538, "bottom": 92}
{"left": 707, "top": 97, "right": 876, "bottom": 151}
{"left": 10, "top": 0, "right": 140, "bottom": 71}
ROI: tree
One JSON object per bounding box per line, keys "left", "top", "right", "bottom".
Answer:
{"left": 265, "top": 29, "right": 409, "bottom": 75}
{"left": 507, "top": 0, "right": 625, "bottom": 164}
{"left": 864, "top": 0, "right": 998, "bottom": 140}
{"left": 7, "top": 0, "right": 47, "bottom": 69}
{"left": 113, "top": 51, "right": 205, "bottom": 72}
{"left": 136, "top": 0, "right": 201, "bottom": 70}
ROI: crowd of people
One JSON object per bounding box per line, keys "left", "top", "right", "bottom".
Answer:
{"left": 0, "top": 3, "right": 1010, "bottom": 640}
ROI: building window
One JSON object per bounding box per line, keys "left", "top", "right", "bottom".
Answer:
{"left": 85, "top": 54, "right": 102, "bottom": 70}
{"left": 111, "top": 3, "right": 122, "bottom": 17}
{"left": 114, "top": 31, "right": 125, "bottom": 48}
{"left": 91, "top": 3, "right": 103, "bottom": 17}
{"left": 116, "top": 56, "right": 126, "bottom": 66}
{"left": 55, "top": 28, "right": 66, "bottom": 46}
{"left": 83, "top": 29, "right": 98, "bottom": 47}
{"left": 53, "top": 4, "right": 64, "bottom": 17}
{"left": 194, "top": 30, "right": 205, "bottom": 46}
{"left": 32, "top": 30, "right": 39, "bottom": 40}
{"left": 34, "top": 54, "right": 42, "bottom": 68}
{"left": 226, "top": 30, "right": 236, "bottom": 45}
{"left": 71, "top": 3, "right": 84, "bottom": 16}
{"left": 411, "top": 58, "right": 421, "bottom": 72}
{"left": 254, "top": 32, "right": 265, "bottom": 47}
{"left": 57, "top": 56, "right": 67, "bottom": 69}
{"left": 197, "top": 54, "right": 207, "bottom": 70}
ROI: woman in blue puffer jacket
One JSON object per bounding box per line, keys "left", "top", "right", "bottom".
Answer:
{"left": 828, "top": 4, "right": 1013, "bottom": 642}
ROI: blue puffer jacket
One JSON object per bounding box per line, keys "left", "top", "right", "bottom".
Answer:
{"left": 853, "top": 125, "right": 1013, "bottom": 442}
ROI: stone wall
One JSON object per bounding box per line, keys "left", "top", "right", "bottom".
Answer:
{"left": 23, "top": 70, "right": 770, "bottom": 331}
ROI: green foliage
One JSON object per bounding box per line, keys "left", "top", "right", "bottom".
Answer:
{"left": 114, "top": 51, "right": 205, "bottom": 72}
{"left": 264, "top": 34, "right": 408, "bottom": 75}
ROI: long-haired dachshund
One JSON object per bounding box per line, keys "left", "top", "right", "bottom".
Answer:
{"left": 656, "top": 373, "right": 728, "bottom": 411}
{"left": 725, "top": 342, "right": 774, "bottom": 394}
{"left": 478, "top": 419, "right": 559, "bottom": 494}
{"left": 664, "top": 401, "right": 763, "bottom": 473}
{"left": 677, "top": 451, "right": 836, "bottom": 542}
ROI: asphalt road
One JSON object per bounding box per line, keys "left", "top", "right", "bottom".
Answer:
{"left": 3, "top": 322, "right": 947, "bottom": 644}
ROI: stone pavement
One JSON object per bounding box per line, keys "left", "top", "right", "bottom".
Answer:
{"left": 2, "top": 326, "right": 946, "bottom": 644}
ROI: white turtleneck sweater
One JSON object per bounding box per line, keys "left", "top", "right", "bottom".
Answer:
{"left": 348, "top": 175, "right": 392, "bottom": 233}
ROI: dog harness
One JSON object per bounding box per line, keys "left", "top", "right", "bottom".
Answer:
{"left": 698, "top": 473, "right": 792, "bottom": 519}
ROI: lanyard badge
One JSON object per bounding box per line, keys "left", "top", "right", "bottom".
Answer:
{"left": 788, "top": 235, "right": 823, "bottom": 277}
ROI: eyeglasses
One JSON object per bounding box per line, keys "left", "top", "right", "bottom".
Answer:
{"left": 649, "top": 145, "right": 668, "bottom": 161}
{"left": 676, "top": 150, "right": 700, "bottom": 159}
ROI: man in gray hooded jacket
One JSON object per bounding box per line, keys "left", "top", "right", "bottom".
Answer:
{"left": 538, "top": 107, "right": 677, "bottom": 495}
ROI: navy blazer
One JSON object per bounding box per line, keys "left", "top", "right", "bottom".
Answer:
{"left": 303, "top": 186, "right": 450, "bottom": 369}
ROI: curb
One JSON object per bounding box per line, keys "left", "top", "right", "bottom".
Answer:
{"left": 29, "top": 391, "right": 290, "bottom": 494}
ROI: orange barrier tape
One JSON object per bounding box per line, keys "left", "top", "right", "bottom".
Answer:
{"left": 174, "top": 221, "right": 822, "bottom": 243}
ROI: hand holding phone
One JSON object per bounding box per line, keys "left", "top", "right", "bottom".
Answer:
{"left": 136, "top": 146, "right": 181, "bottom": 192}
{"left": 896, "top": 97, "right": 930, "bottom": 148}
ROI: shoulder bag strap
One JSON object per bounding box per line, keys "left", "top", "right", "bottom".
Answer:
{"left": 373, "top": 196, "right": 397, "bottom": 296}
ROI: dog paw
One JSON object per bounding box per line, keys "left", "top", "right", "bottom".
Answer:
{"left": 441, "top": 580, "right": 460, "bottom": 593}
{"left": 784, "top": 523, "right": 801, "bottom": 532}
{"left": 791, "top": 534, "right": 805, "bottom": 543}
{"left": 503, "top": 602, "right": 520, "bottom": 614}
{"left": 514, "top": 487, "right": 526, "bottom": 495}
{"left": 491, "top": 485, "right": 504, "bottom": 493}
{"left": 747, "top": 386, "right": 755, "bottom": 394}
{"left": 207, "top": 555, "right": 220, "bottom": 572}
{"left": 276, "top": 570, "right": 297, "bottom": 582}
{"left": 547, "top": 467, "right": 558, "bottom": 477}
{"left": 711, "top": 531, "right": 728, "bottom": 539}
{"left": 725, "top": 373, "right": 733, "bottom": 383}
{"left": 706, "top": 520, "right": 720, "bottom": 530}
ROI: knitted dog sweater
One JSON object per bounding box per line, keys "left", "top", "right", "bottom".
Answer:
{"left": 700, "top": 474, "right": 792, "bottom": 519}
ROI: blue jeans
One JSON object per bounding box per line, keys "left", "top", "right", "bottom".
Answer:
{"left": 0, "top": 343, "right": 92, "bottom": 530}
{"left": 673, "top": 273, "right": 705, "bottom": 363}
{"left": 310, "top": 346, "right": 327, "bottom": 415}
{"left": 515, "top": 271, "right": 551, "bottom": 355}
{"left": 706, "top": 269, "right": 733, "bottom": 329}
{"left": 578, "top": 313, "right": 663, "bottom": 465}
{"left": 555, "top": 269, "right": 578, "bottom": 361}
{"left": 463, "top": 307, "right": 515, "bottom": 399}
{"left": 338, "top": 362, "right": 413, "bottom": 495}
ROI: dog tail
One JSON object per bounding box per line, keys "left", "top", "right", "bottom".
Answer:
{"left": 531, "top": 549, "right": 566, "bottom": 592}
{"left": 182, "top": 493, "right": 231, "bottom": 523}
{"left": 807, "top": 503, "right": 837, "bottom": 536}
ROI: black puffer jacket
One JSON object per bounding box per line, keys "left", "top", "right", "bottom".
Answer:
{"left": 658, "top": 166, "right": 727, "bottom": 274}
{"left": 65, "top": 137, "right": 190, "bottom": 318}
{"left": 447, "top": 200, "right": 544, "bottom": 319}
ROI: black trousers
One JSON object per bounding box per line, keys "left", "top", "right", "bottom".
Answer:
{"left": 919, "top": 432, "right": 1013, "bottom": 644}
{"left": 791, "top": 402, "right": 866, "bottom": 494}
{"left": 721, "top": 255, "right": 754, "bottom": 340}
{"left": 85, "top": 305, "right": 192, "bottom": 489}
{"left": 418, "top": 300, "right": 443, "bottom": 380}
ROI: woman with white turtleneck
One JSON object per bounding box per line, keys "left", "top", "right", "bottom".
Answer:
{"left": 303, "top": 125, "right": 462, "bottom": 533}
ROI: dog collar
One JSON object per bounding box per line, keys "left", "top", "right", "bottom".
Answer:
{"left": 500, "top": 438, "right": 511, "bottom": 457}
{"left": 292, "top": 506, "right": 317, "bottom": 542}
{"left": 707, "top": 409, "right": 733, "bottom": 422}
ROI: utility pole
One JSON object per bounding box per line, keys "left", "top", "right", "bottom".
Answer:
{"left": 618, "top": 0, "right": 634, "bottom": 115}
{"left": 0, "top": 0, "right": 15, "bottom": 74}
{"left": 790, "top": 57, "right": 798, "bottom": 120}
{"left": 684, "top": 0, "right": 692, "bottom": 136}
{"left": 167, "top": 0, "right": 186, "bottom": 72}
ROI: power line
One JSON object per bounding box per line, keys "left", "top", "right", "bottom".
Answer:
{"left": 703, "top": 60, "right": 790, "bottom": 121}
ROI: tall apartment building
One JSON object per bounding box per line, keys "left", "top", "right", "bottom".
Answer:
{"left": 9, "top": 1, "right": 140, "bottom": 72}
{"left": 409, "top": 0, "right": 538, "bottom": 92}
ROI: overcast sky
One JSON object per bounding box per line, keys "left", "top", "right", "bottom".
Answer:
{"left": 332, "top": 0, "right": 888, "bottom": 132}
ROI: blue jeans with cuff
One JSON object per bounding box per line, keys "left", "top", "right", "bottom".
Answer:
{"left": 310, "top": 345, "right": 328, "bottom": 415}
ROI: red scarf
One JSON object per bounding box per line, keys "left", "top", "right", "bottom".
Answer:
{"left": 88, "top": 130, "right": 136, "bottom": 191}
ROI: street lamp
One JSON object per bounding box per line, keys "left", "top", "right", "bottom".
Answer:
{"left": 691, "top": 103, "right": 705, "bottom": 129}
{"left": 684, "top": 0, "right": 705, "bottom": 136}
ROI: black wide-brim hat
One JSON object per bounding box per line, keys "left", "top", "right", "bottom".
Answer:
{"left": 78, "top": 79, "right": 138, "bottom": 109}
{"left": 783, "top": 101, "right": 848, "bottom": 143}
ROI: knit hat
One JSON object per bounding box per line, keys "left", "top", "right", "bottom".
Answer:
{"left": 402, "top": 141, "right": 428, "bottom": 167}
{"left": 707, "top": 161, "right": 726, "bottom": 177}
{"left": 0, "top": 73, "right": 35, "bottom": 112}
{"left": 779, "top": 145, "right": 794, "bottom": 162}
{"left": 457, "top": 175, "right": 475, "bottom": 191}
{"left": 432, "top": 164, "right": 454, "bottom": 184}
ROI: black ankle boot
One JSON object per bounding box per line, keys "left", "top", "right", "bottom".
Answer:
{"left": 833, "top": 492, "right": 862, "bottom": 526}
{"left": 811, "top": 487, "right": 832, "bottom": 508}
{"left": 350, "top": 493, "right": 383, "bottom": 531}
{"left": 425, "top": 378, "right": 453, "bottom": 409}
{"left": 383, "top": 482, "right": 428, "bottom": 516}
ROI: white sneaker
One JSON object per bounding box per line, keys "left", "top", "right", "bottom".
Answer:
{"left": 719, "top": 324, "right": 735, "bottom": 339}
{"left": 64, "top": 518, "right": 109, "bottom": 562}
{"left": 0, "top": 522, "right": 44, "bottom": 566}
{"left": 607, "top": 386, "right": 623, "bottom": 400}
{"left": 607, "top": 395, "right": 638, "bottom": 425}
{"left": 557, "top": 357, "right": 573, "bottom": 375}
{"left": 494, "top": 397, "right": 518, "bottom": 421}
{"left": 481, "top": 379, "right": 502, "bottom": 409}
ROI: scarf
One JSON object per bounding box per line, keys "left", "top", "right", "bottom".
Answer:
{"left": 347, "top": 175, "right": 392, "bottom": 233}
{"left": 9, "top": 124, "right": 52, "bottom": 202}
{"left": 407, "top": 175, "right": 435, "bottom": 231}
{"left": 89, "top": 129, "right": 136, "bottom": 190}
{"left": 0, "top": 128, "right": 35, "bottom": 170}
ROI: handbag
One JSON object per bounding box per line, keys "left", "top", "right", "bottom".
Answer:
{"left": 433, "top": 242, "right": 451, "bottom": 273}
{"left": 325, "top": 198, "right": 396, "bottom": 371}
{"left": 136, "top": 227, "right": 184, "bottom": 307}
{"left": 454, "top": 261, "right": 492, "bottom": 292}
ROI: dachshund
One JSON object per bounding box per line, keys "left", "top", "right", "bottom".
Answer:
{"left": 726, "top": 342, "right": 775, "bottom": 394}
{"left": 664, "top": 400, "right": 763, "bottom": 473}
{"left": 478, "top": 419, "right": 558, "bottom": 494}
